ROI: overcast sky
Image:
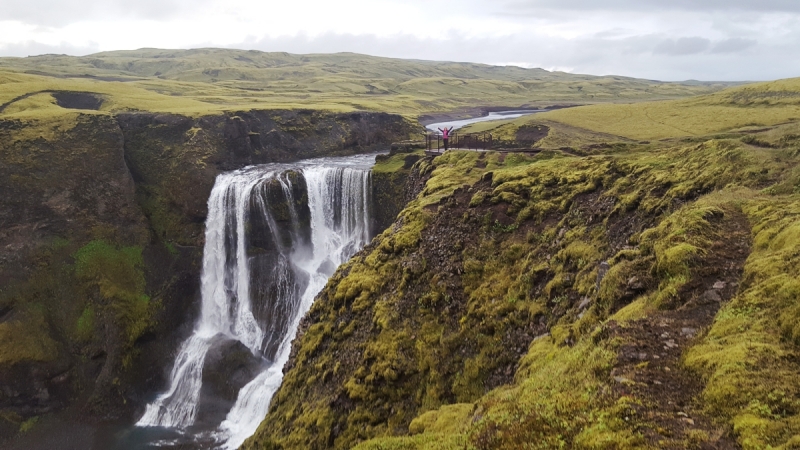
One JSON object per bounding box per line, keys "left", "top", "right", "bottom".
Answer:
{"left": 1, "top": 0, "right": 798, "bottom": 81}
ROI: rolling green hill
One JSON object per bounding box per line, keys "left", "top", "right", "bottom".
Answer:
{"left": 0, "top": 48, "right": 741, "bottom": 118}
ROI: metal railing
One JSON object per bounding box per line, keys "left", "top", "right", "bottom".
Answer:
{"left": 425, "top": 132, "right": 493, "bottom": 153}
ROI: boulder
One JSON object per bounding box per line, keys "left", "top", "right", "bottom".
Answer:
{"left": 194, "top": 336, "right": 265, "bottom": 429}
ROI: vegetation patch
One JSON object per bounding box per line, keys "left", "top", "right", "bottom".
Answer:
{"left": 0, "top": 50, "right": 738, "bottom": 119}
{"left": 0, "top": 309, "right": 58, "bottom": 366}
{"left": 74, "top": 240, "right": 153, "bottom": 360}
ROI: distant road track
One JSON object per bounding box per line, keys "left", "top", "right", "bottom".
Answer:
{"left": 0, "top": 90, "right": 53, "bottom": 114}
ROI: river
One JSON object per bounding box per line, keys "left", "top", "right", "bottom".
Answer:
{"left": 424, "top": 109, "right": 546, "bottom": 132}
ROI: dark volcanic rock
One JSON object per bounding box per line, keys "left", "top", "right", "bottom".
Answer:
{"left": 195, "top": 336, "right": 264, "bottom": 429}
{"left": 52, "top": 91, "right": 104, "bottom": 110}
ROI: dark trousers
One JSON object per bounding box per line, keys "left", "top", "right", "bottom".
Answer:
{"left": 443, "top": 138, "right": 449, "bottom": 150}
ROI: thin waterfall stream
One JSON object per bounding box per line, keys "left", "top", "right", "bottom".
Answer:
{"left": 135, "top": 154, "right": 376, "bottom": 449}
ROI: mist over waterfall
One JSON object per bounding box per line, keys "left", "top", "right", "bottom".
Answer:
{"left": 136, "top": 154, "right": 375, "bottom": 449}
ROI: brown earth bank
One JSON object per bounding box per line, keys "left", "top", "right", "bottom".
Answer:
{"left": 0, "top": 109, "right": 415, "bottom": 445}
{"left": 606, "top": 208, "right": 751, "bottom": 449}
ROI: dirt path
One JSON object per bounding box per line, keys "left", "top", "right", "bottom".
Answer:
{"left": 608, "top": 208, "right": 751, "bottom": 448}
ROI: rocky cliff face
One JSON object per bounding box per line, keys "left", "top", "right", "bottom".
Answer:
{"left": 370, "top": 147, "right": 424, "bottom": 234}
{"left": 0, "top": 109, "right": 414, "bottom": 442}
{"left": 120, "top": 110, "right": 414, "bottom": 247}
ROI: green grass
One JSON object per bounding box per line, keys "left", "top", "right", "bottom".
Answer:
{"left": 75, "top": 305, "right": 96, "bottom": 342}
{"left": 458, "top": 77, "right": 800, "bottom": 154}
{"left": 461, "top": 116, "right": 636, "bottom": 152}
{"left": 18, "top": 416, "right": 39, "bottom": 433}
{"left": 356, "top": 336, "right": 639, "bottom": 450}
{"left": 0, "top": 72, "right": 227, "bottom": 118}
{"left": 372, "top": 150, "right": 425, "bottom": 174}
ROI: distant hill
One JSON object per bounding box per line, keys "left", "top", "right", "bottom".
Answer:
{"left": 0, "top": 48, "right": 743, "bottom": 116}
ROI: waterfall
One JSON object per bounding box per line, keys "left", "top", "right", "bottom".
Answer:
{"left": 136, "top": 155, "right": 374, "bottom": 449}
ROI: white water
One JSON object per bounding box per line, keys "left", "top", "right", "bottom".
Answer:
{"left": 136, "top": 154, "right": 375, "bottom": 449}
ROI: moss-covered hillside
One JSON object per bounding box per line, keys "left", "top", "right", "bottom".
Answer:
{"left": 245, "top": 101, "right": 800, "bottom": 448}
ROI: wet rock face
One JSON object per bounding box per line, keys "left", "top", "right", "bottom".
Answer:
{"left": 195, "top": 337, "right": 264, "bottom": 429}
{"left": 371, "top": 160, "right": 427, "bottom": 235}
{"left": 249, "top": 170, "right": 312, "bottom": 253}
{"left": 0, "top": 114, "right": 154, "bottom": 429}
{"left": 0, "top": 115, "right": 144, "bottom": 282}
{"left": 0, "top": 360, "right": 73, "bottom": 420}
{"left": 248, "top": 170, "right": 313, "bottom": 355}
{"left": 205, "top": 110, "right": 414, "bottom": 170}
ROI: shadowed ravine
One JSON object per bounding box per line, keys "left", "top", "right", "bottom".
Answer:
{"left": 134, "top": 154, "right": 375, "bottom": 449}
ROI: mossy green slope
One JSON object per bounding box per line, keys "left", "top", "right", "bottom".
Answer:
{"left": 245, "top": 115, "right": 800, "bottom": 449}
{"left": 685, "top": 196, "right": 800, "bottom": 449}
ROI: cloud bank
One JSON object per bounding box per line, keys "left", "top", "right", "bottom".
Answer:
{"left": 0, "top": 0, "right": 797, "bottom": 81}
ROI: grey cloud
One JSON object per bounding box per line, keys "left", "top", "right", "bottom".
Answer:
{"left": 500, "top": 0, "right": 800, "bottom": 13}
{"left": 224, "top": 31, "right": 800, "bottom": 81}
{"left": 1, "top": 0, "right": 213, "bottom": 27}
{"left": 0, "top": 40, "right": 100, "bottom": 57}
{"left": 654, "top": 37, "right": 711, "bottom": 56}
{"left": 4, "top": 30, "right": 797, "bottom": 81}
{"left": 594, "top": 28, "right": 633, "bottom": 39}
{"left": 712, "top": 38, "right": 757, "bottom": 53}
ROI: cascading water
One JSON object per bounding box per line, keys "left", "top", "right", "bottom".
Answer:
{"left": 136, "top": 154, "right": 375, "bottom": 449}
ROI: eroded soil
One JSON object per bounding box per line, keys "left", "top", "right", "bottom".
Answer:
{"left": 608, "top": 209, "right": 751, "bottom": 448}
